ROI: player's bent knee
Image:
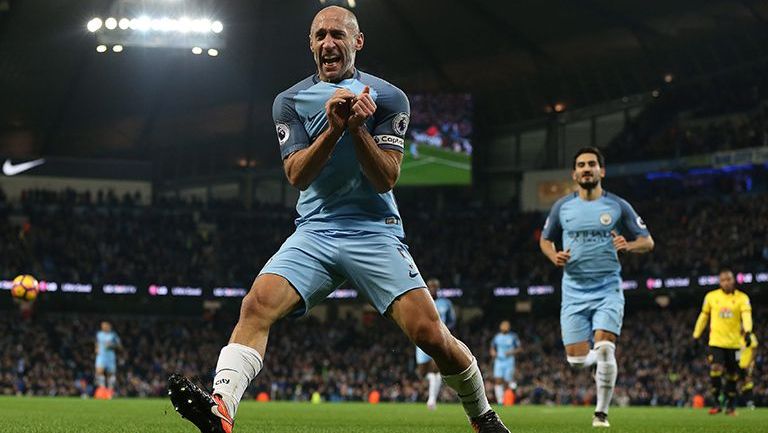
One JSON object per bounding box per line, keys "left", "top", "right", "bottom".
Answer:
{"left": 411, "top": 321, "right": 449, "bottom": 356}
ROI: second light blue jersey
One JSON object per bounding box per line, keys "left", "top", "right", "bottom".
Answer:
{"left": 272, "top": 70, "right": 410, "bottom": 238}
{"left": 542, "top": 191, "right": 649, "bottom": 289}
{"left": 492, "top": 332, "right": 520, "bottom": 362}
{"left": 96, "top": 331, "right": 120, "bottom": 356}
{"left": 435, "top": 297, "right": 456, "bottom": 329}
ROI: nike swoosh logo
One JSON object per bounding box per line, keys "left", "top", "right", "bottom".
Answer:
{"left": 409, "top": 271, "right": 419, "bottom": 278}
{"left": 306, "top": 111, "right": 324, "bottom": 125}
{"left": 3, "top": 158, "right": 45, "bottom": 176}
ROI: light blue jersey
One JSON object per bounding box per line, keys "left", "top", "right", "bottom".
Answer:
{"left": 416, "top": 297, "right": 456, "bottom": 364}
{"left": 95, "top": 331, "right": 120, "bottom": 373}
{"left": 492, "top": 332, "right": 520, "bottom": 363}
{"left": 542, "top": 190, "right": 650, "bottom": 344}
{"left": 435, "top": 298, "right": 456, "bottom": 329}
{"left": 264, "top": 70, "right": 427, "bottom": 316}
{"left": 96, "top": 331, "right": 120, "bottom": 356}
{"left": 492, "top": 332, "right": 520, "bottom": 382}
{"left": 273, "top": 70, "right": 409, "bottom": 237}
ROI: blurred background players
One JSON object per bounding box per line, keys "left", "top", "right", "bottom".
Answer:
{"left": 490, "top": 321, "right": 521, "bottom": 406}
{"left": 94, "top": 321, "right": 121, "bottom": 399}
{"left": 739, "top": 331, "right": 758, "bottom": 409}
{"left": 415, "top": 278, "right": 456, "bottom": 410}
{"left": 693, "top": 269, "right": 754, "bottom": 415}
{"left": 539, "top": 147, "right": 654, "bottom": 427}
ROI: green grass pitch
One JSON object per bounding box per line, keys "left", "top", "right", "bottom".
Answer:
{"left": 2, "top": 397, "right": 767, "bottom": 433}
{"left": 399, "top": 144, "right": 471, "bottom": 186}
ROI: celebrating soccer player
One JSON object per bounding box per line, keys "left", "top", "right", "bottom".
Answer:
{"left": 415, "top": 278, "right": 456, "bottom": 410}
{"left": 490, "top": 321, "right": 521, "bottom": 405}
{"left": 693, "top": 269, "right": 754, "bottom": 415}
{"left": 94, "top": 321, "right": 121, "bottom": 398}
{"left": 539, "top": 147, "right": 654, "bottom": 427}
{"left": 168, "top": 6, "right": 508, "bottom": 433}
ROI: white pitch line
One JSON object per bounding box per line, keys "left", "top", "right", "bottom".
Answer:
{"left": 429, "top": 155, "right": 471, "bottom": 170}
{"left": 401, "top": 156, "right": 436, "bottom": 170}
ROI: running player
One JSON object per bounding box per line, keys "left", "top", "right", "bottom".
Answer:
{"left": 540, "top": 147, "right": 654, "bottom": 427}
{"left": 95, "top": 321, "right": 121, "bottom": 397}
{"left": 168, "top": 6, "right": 508, "bottom": 433}
{"left": 415, "top": 278, "right": 456, "bottom": 410}
{"left": 490, "top": 321, "right": 521, "bottom": 405}
{"left": 693, "top": 269, "right": 753, "bottom": 415}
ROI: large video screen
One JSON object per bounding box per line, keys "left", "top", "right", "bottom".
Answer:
{"left": 399, "top": 94, "right": 472, "bottom": 186}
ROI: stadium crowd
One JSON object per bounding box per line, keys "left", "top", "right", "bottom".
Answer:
{"left": 1, "top": 183, "right": 766, "bottom": 290}
{"left": 0, "top": 306, "right": 764, "bottom": 407}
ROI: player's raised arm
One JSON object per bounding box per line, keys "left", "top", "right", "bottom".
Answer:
{"left": 692, "top": 294, "right": 711, "bottom": 339}
{"left": 278, "top": 89, "right": 355, "bottom": 190}
{"left": 348, "top": 85, "right": 405, "bottom": 193}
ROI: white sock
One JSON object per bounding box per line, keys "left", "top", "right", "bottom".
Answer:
{"left": 494, "top": 384, "right": 505, "bottom": 405}
{"left": 442, "top": 358, "right": 492, "bottom": 418}
{"left": 107, "top": 375, "right": 116, "bottom": 390}
{"left": 96, "top": 374, "right": 106, "bottom": 388}
{"left": 567, "top": 349, "right": 598, "bottom": 369}
{"left": 427, "top": 372, "right": 441, "bottom": 405}
{"left": 585, "top": 349, "right": 598, "bottom": 367}
{"left": 212, "top": 343, "right": 264, "bottom": 418}
{"left": 594, "top": 341, "right": 617, "bottom": 414}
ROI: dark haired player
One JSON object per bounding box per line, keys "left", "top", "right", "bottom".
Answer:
{"left": 540, "top": 147, "right": 654, "bottom": 427}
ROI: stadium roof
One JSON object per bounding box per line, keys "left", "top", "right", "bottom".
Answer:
{"left": 1, "top": 0, "right": 767, "bottom": 173}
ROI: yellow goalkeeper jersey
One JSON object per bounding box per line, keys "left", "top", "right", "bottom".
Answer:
{"left": 695, "top": 289, "right": 753, "bottom": 349}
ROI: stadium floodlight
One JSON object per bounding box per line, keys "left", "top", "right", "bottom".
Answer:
{"left": 211, "top": 20, "right": 223, "bottom": 34}
{"left": 87, "top": 17, "right": 103, "bottom": 32}
{"left": 96, "top": 44, "right": 107, "bottom": 53}
{"left": 207, "top": 48, "right": 219, "bottom": 57}
{"left": 113, "top": 44, "right": 124, "bottom": 53}
{"left": 118, "top": 18, "right": 130, "bottom": 30}
{"left": 130, "top": 16, "right": 151, "bottom": 31}
{"left": 192, "top": 46, "right": 203, "bottom": 55}
{"left": 105, "top": 17, "right": 117, "bottom": 30}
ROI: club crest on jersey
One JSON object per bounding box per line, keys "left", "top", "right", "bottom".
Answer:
{"left": 599, "top": 213, "right": 612, "bottom": 226}
{"left": 392, "top": 113, "right": 410, "bottom": 136}
{"left": 276, "top": 123, "right": 290, "bottom": 146}
{"left": 636, "top": 216, "right": 647, "bottom": 229}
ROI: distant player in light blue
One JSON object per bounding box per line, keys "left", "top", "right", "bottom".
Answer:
{"left": 95, "top": 321, "right": 121, "bottom": 394}
{"left": 490, "top": 320, "right": 521, "bottom": 405}
{"left": 168, "top": 6, "right": 507, "bottom": 433}
{"left": 539, "top": 147, "right": 654, "bottom": 427}
{"left": 415, "top": 278, "right": 456, "bottom": 410}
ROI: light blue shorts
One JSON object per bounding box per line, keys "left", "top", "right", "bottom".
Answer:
{"left": 494, "top": 359, "right": 515, "bottom": 382}
{"left": 560, "top": 277, "right": 625, "bottom": 345}
{"left": 95, "top": 353, "right": 117, "bottom": 374}
{"left": 415, "top": 346, "right": 432, "bottom": 365}
{"left": 260, "top": 228, "right": 427, "bottom": 316}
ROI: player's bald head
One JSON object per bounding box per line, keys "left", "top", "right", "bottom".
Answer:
{"left": 310, "top": 6, "right": 360, "bottom": 35}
